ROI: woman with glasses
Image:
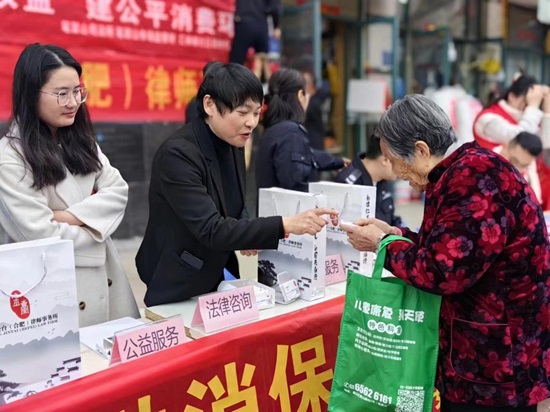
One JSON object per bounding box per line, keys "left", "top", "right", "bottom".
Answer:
{"left": 0, "top": 43, "right": 139, "bottom": 327}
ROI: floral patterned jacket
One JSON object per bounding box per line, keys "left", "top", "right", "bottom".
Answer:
{"left": 386, "top": 142, "right": 550, "bottom": 407}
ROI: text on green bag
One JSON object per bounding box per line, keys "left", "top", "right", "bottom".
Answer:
{"left": 354, "top": 299, "right": 425, "bottom": 323}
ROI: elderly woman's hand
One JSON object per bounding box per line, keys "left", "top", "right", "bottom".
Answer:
{"left": 340, "top": 222, "right": 385, "bottom": 252}
{"left": 354, "top": 218, "right": 402, "bottom": 236}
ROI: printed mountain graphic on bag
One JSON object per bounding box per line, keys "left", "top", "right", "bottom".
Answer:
{"left": 0, "top": 304, "right": 78, "bottom": 347}
{"left": 0, "top": 369, "right": 19, "bottom": 405}
{"left": 258, "top": 254, "right": 314, "bottom": 285}
{"left": 258, "top": 259, "right": 278, "bottom": 287}
{"left": 0, "top": 329, "right": 78, "bottom": 350}
{"left": 0, "top": 330, "right": 80, "bottom": 386}
{"left": 2, "top": 354, "right": 81, "bottom": 404}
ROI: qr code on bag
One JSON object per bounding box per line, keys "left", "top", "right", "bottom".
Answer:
{"left": 396, "top": 389, "right": 424, "bottom": 412}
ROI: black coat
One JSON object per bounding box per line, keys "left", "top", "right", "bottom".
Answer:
{"left": 256, "top": 120, "right": 344, "bottom": 192}
{"left": 335, "top": 154, "right": 402, "bottom": 227}
{"left": 184, "top": 97, "right": 198, "bottom": 124}
{"left": 136, "top": 118, "right": 282, "bottom": 306}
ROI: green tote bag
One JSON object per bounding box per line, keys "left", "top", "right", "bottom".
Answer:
{"left": 329, "top": 235, "right": 442, "bottom": 412}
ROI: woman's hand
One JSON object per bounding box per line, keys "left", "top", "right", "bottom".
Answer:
{"left": 526, "top": 85, "right": 545, "bottom": 108}
{"left": 282, "top": 208, "right": 337, "bottom": 236}
{"left": 239, "top": 250, "right": 258, "bottom": 257}
{"left": 52, "top": 210, "right": 84, "bottom": 226}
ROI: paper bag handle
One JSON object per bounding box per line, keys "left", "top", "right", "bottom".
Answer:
{"left": 372, "top": 235, "right": 413, "bottom": 281}
{"left": 0, "top": 252, "right": 48, "bottom": 298}
{"left": 271, "top": 196, "right": 301, "bottom": 216}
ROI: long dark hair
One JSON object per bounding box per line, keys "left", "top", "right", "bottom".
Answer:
{"left": 9, "top": 43, "right": 101, "bottom": 189}
{"left": 263, "top": 68, "right": 306, "bottom": 128}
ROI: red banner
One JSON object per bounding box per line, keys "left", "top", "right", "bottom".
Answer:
{"left": 3, "top": 297, "right": 345, "bottom": 412}
{"left": 2, "top": 295, "right": 443, "bottom": 411}
{"left": 0, "top": 0, "right": 235, "bottom": 122}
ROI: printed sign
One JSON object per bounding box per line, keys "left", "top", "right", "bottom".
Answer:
{"left": 110, "top": 316, "right": 188, "bottom": 365}
{"left": 191, "top": 285, "right": 259, "bottom": 334}
{"left": 325, "top": 254, "right": 346, "bottom": 285}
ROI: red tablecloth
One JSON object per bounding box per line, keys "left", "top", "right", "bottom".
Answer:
{"left": 3, "top": 296, "right": 345, "bottom": 412}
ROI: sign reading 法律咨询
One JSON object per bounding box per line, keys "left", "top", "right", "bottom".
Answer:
{"left": 191, "top": 285, "right": 260, "bottom": 334}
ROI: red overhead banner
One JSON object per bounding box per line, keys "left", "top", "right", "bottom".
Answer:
{"left": 0, "top": 0, "right": 235, "bottom": 122}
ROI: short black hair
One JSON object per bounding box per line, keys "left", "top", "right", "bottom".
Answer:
{"left": 196, "top": 61, "right": 263, "bottom": 119}
{"left": 364, "top": 135, "right": 382, "bottom": 160}
{"left": 511, "top": 131, "right": 542, "bottom": 157}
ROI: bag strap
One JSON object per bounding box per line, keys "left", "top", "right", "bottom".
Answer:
{"left": 372, "top": 234, "right": 413, "bottom": 280}
{"left": 271, "top": 196, "right": 301, "bottom": 216}
{"left": 0, "top": 252, "right": 48, "bottom": 298}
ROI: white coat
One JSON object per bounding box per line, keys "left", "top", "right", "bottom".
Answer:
{"left": 0, "top": 131, "right": 139, "bottom": 327}
{"left": 473, "top": 100, "right": 550, "bottom": 146}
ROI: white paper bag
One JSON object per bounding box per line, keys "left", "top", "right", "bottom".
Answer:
{"left": 309, "top": 181, "right": 377, "bottom": 276}
{"left": 0, "top": 237, "right": 80, "bottom": 404}
{"left": 258, "top": 188, "right": 327, "bottom": 301}
{"left": 538, "top": 0, "right": 550, "bottom": 24}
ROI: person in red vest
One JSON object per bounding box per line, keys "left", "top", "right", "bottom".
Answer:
{"left": 473, "top": 75, "right": 550, "bottom": 210}
{"left": 474, "top": 75, "right": 550, "bottom": 149}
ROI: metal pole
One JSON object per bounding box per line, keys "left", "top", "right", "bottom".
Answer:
{"left": 354, "top": 0, "right": 364, "bottom": 154}
{"left": 401, "top": 0, "right": 410, "bottom": 94}
{"left": 312, "top": 0, "right": 322, "bottom": 88}
{"left": 443, "top": 28, "right": 451, "bottom": 86}
{"left": 391, "top": 15, "right": 399, "bottom": 100}
{"left": 403, "top": 1, "right": 413, "bottom": 94}
{"left": 344, "top": 27, "right": 350, "bottom": 156}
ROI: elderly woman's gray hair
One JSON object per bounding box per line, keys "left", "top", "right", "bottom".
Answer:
{"left": 374, "top": 94, "right": 458, "bottom": 162}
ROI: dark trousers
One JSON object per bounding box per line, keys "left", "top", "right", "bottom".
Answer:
{"left": 441, "top": 399, "right": 537, "bottom": 412}
{"left": 229, "top": 20, "right": 269, "bottom": 64}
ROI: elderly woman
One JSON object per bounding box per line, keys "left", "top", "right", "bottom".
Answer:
{"left": 341, "top": 94, "right": 550, "bottom": 412}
